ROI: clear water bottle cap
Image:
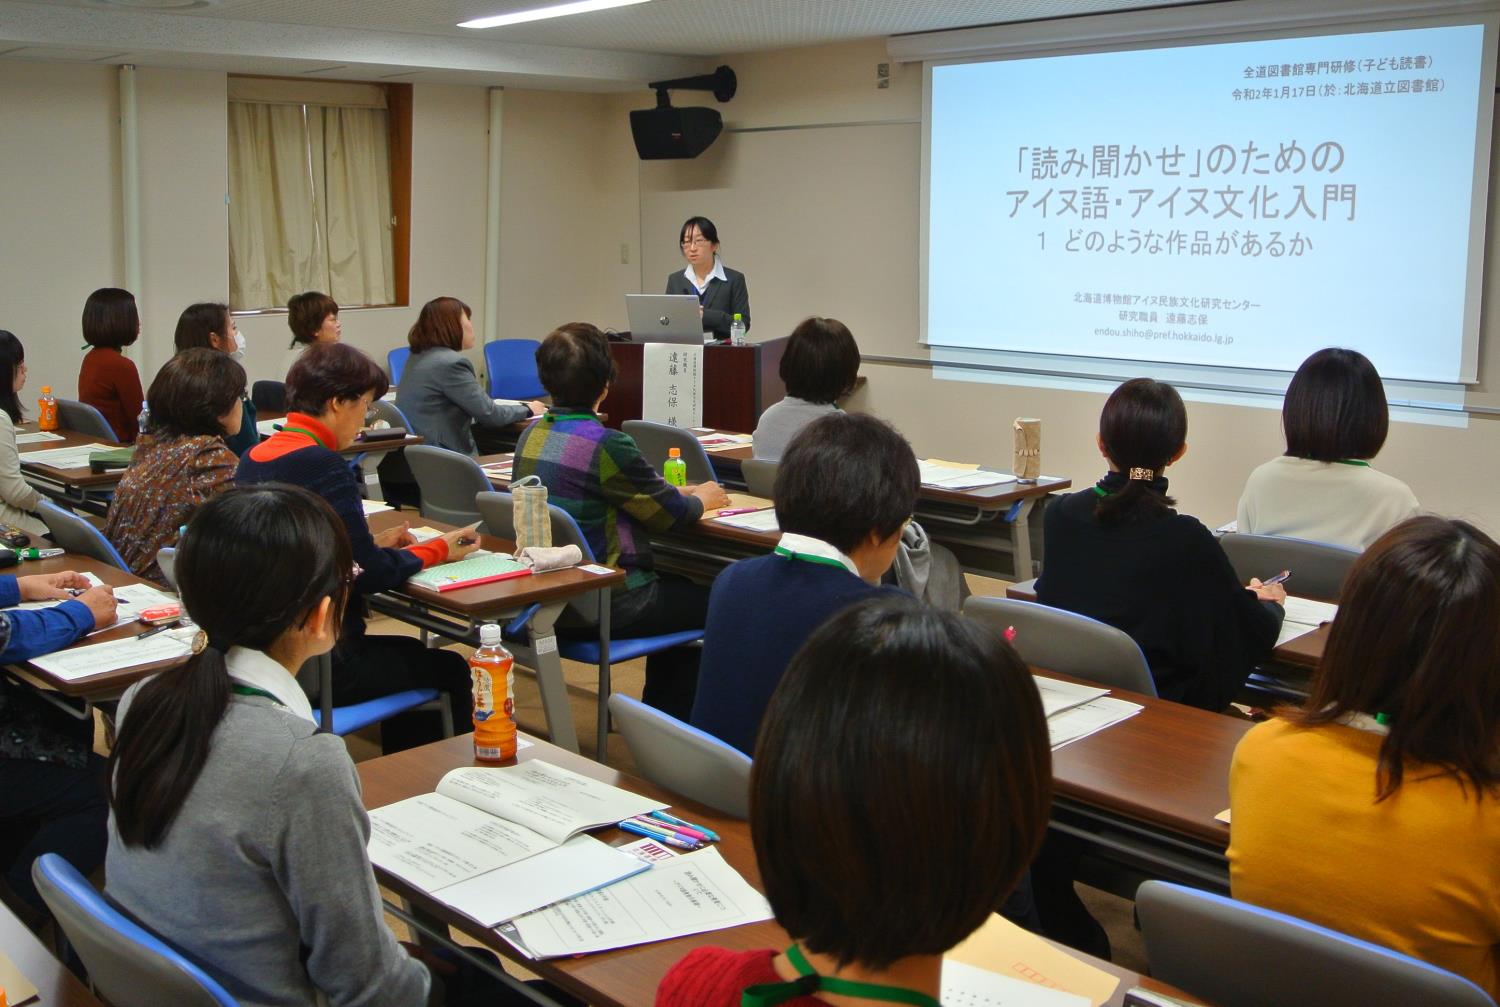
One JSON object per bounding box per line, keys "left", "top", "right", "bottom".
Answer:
{"left": 479, "top": 622, "right": 503, "bottom": 646}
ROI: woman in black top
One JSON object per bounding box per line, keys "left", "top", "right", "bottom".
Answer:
{"left": 1036, "top": 378, "right": 1285, "bottom": 712}
{"left": 663, "top": 216, "right": 750, "bottom": 341}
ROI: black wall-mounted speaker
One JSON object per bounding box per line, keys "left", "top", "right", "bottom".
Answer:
{"left": 629, "top": 104, "right": 724, "bottom": 160}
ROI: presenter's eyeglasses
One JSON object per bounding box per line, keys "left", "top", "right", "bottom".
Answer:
{"left": 681, "top": 236, "right": 713, "bottom": 248}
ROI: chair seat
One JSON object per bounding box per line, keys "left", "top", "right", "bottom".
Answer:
{"left": 558, "top": 629, "right": 704, "bottom": 665}
{"left": 312, "top": 689, "right": 440, "bottom": 735}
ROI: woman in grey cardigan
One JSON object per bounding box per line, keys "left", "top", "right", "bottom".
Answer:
{"left": 395, "top": 297, "right": 542, "bottom": 455}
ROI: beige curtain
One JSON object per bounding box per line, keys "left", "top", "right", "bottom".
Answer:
{"left": 322, "top": 106, "right": 395, "bottom": 306}
{"left": 227, "top": 98, "right": 395, "bottom": 310}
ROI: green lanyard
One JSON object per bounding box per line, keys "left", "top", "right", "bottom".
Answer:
{"left": 1332, "top": 459, "right": 1370, "bottom": 467}
{"left": 742, "top": 945, "right": 941, "bottom": 1007}
{"left": 230, "top": 684, "right": 286, "bottom": 708}
{"left": 545, "top": 412, "right": 597, "bottom": 423}
{"left": 281, "top": 426, "right": 329, "bottom": 450}
{"left": 773, "top": 545, "right": 852, "bottom": 572}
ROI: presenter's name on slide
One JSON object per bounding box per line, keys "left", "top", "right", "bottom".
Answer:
{"left": 1095, "top": 327, "right": 1232, "bottom": 345}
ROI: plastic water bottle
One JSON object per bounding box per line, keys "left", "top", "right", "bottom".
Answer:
{"left": 137, "top": 399, "right": 151, "bottom": 436}
{"left": 470, "top": 623, "right": 516, "bottom": 763}
{"left": 729, "top": 313, "right": 747, "bottom": 346}
{"left": 663, "top": 446, "right": 687, "bottom": 487}
{"left": 37, "top": 387, "right": 57, "bottom": 431}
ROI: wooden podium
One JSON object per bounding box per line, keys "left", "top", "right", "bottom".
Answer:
{"left": 601, "top": 336, "right": 789, "bottom": 432}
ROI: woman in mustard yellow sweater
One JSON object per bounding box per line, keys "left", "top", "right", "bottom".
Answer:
{"left": 1229, "top": 515, "right": 1500, "bottom": 999}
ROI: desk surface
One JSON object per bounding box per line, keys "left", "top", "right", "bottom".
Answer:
{"left": 17, "top": 424, "right": 125, "bottom": 489}
{"left": 0, "top": 895, "right": 103, "bottom": 1007}
{"left": 358, "top": 732, "right": 1202, "bottom": 1007}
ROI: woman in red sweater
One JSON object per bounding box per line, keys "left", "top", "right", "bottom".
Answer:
{"left": 656, "top": 597, "right": 1052, "bottom": 1007}
{"left": 78, "top": 287, "right": 145, "bottom": 442}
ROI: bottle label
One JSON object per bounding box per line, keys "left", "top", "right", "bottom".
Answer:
{"left": 472, "top": 666, "right": 494, "bottom": 721}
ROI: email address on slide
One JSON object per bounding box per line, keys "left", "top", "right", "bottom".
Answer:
{"left": 1094, "top": 327, "right": 1234, "bottom": 345}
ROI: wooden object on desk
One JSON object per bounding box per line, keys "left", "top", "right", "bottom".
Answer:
{"left": 359, "top": 732, "right": 1206, "bottom": 1007}
{"left": 0, "top": 894, "right": 103, "bottom": 1006}
{"left": 601, "top": 337, "right": 790, "bottom": 432}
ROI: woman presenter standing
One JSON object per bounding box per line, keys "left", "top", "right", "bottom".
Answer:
{"left": 664, "top": 216, "right": 750, "bottom": 342}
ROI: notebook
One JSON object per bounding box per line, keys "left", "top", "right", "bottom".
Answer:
{"left": 408, "top": 554, "right": 533, "bottom": 592}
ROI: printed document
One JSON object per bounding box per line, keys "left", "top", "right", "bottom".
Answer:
{"left": 1047, "top": 697, "right": 1143, "bottom": 750}
{"left": 1276, "top": 598, "right": 1337, "bottom": 647}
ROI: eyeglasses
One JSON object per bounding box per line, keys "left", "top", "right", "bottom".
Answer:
{"left": 680, "top": 236, "right": 712, "bottom": 248}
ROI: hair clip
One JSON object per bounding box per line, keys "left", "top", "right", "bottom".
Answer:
{"left": 1128, "top": 467, "right": 1155, "bottom": 481}
{"left": 190, "top": 630, "right": 208, "bottom": 655}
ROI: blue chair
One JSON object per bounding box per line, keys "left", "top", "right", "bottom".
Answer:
{"left": 387, "top": 346, "right": 411, "bottom": 385}
{"left": 32, "top": 853, "right": 238, "bottom": 1007}
{"left": 298, "top": 653, "right": 453, "bottom": 738}
{"left": 38, "top": 499, "right": 130, "bottom": 571}
{"left": 1136, "top": 881, "right": 1497, "bottom": 1007}
{"left": 484, "top": 339, "right": 545, "bottom": 400}
{"left": 474, "top": 491, "right": 705, "bottom": 759}
{"left": 608, "top": 693, "right": 751, "bottom": 819}
{"left": 57, "top": 398, "right": 119, "bottom": 441}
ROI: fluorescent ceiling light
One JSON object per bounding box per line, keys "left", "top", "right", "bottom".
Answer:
{"left": 459, "top": 0, "right": 651, "bottom": 29}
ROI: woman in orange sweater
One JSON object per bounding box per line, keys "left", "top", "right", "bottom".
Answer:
{"left": 78, "top": 287, "right": 145, "bottom": 442}
{"left": 1229, "top": 516, "right": 1500, "bottom": 999}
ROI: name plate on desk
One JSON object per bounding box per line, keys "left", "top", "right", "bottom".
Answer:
{"left": 641, "top": 343, "right": 703, "bottom": 428}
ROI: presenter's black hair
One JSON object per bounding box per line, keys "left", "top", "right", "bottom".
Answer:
{"left": 535, "top": 322, "right": 618, "bottom": 409}
{"left": 752, "top": 597, "right": 1052, "bottom": 970}
{"left": 109, "top": 485, "right": 353, "bottom": 848}
{"left": 82, "top": 288, "right": 139, "bottom": 349}
{"left": 0, "top": 331, "right": 25, "bottom": 424}
{"left": 780, "top": 317, "right": 861, "bottom": 404}
{"left": 1282, "top": 347, "right": 1389, "bottom": 462}
{"left": 678, "top": 216, "right": 719, "bottom": 247}
{"left": 1096, "top": 378, "right": 1185, "bottom": 527}
{"left": 774, "top": 412, "right": 918, "bottom": 556}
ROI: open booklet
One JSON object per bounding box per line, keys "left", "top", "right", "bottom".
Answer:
{"left": 368, "top": 761, "right": 666, "bottom": 926}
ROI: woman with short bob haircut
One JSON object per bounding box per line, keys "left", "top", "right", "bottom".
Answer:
{"left": 752, "top": 317, "right": 861, "bottom": 461}
{"left": 1230, "top": 516, "right": 1500, "bottom": 998}
{"left": 1236, "top": 347, "right": 1418, "bottom": 549}
{"left": 173, "top": 301, "right": 258, "bottom": 456}
{"left": 104, "top": 349, "right": 244, "bottom": 585}
{"left": 78, "top": 287, "right": 145, "bottom": 442}
{"left": 105, "top": 485, "right": 435, "bottom": 1006}
{"left": 394, "top": 296, "right": 542, "bottom": 456}
{"left": 657, "top": 597, "right": 1052, "bottom": 1006}
{"left": 283, "top": 291, "right": 341, "bottom": 379}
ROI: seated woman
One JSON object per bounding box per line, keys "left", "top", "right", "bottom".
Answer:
{"left": 692, "top": 412, "right": 915, "bottom": 754}
{"left": 282, "top": 290, "right": 341, "bottom": 379}
{"left": 172, "top": 301, "right": 258, "bottom": 456}
{"left": 0, "top": 331, "right": 49, "bottom": 537}
{"left": 1036, "top": 377, "right": 1285, "bottom": 711}
{"left": 657, "top": 597, "right": 1051, "bottom": 1006}
{"left": 0, "top": 572, "right": 115, "bottom": 918}
{"left": 1230, "top": 516, "right": 1500, "bottom": 999}
{"left": 751, "top": 316, "right": 860, "bottom": 461}
{"left": 237, "top": 343, "right": 475, "bottom": 752}
{"left": 78, "top": 287, "right": 144, "bottom": 442}
{"left": 1237, "top": 347, "right": 1419, "bottom": 549}
{"left": 104, "top": 486, "right": 435, "bottom": 1006}
{"left": 104, "top": 350, "right": 242, "bottom": 586}
{"left": 513, "top": 322, "right": 728, "bottom": 720}
{"left": 395, "top": 296, "right": 541, "bottom": 455}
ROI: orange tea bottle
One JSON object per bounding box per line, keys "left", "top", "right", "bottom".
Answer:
{"left": 37, "top": 386, "right": 58, "bottom": 431}
{"left": 471, "top": 622, "right": 516, "bottom": 762}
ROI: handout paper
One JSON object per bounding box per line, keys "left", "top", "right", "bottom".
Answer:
{"left": 1046, "top": 697, "right": 1143, "bottom": 750}
{"left": 715, "top": 509, "right": 780, "bottom": 533}
{"left": 29, "top": 628, "right": 197, "bottom": 682}
{"left": 18, "top": 443, "right": 115, "bottom": 469}
{"left": 1275, "top": 597, "right": 1337, "bottom": 647}
{"left": 14, "top": 431, "right": 64, "bottom": 445}
{"left": 1032, "top": 676, "right": 1110, "bottom": 719}
{"left": 941, "top": 959, "right": 1091, "bottom": 1006}
{"left": 947, "top": 911, "right": 1117, "bottom": 1006}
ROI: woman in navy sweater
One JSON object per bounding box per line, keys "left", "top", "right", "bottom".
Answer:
{"left": 237, "top": 343, "right": 477, "bottom": 752}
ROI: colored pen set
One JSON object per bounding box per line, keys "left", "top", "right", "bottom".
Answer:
{"left": 617, "top": 810, "right": 721, "bottom": 850}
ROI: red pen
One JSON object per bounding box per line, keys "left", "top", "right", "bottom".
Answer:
{"left": 715, "top": 507, "right": 762, "bottom": 517}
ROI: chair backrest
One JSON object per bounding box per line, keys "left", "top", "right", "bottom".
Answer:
{"left": 38, "top": 499, "right": 130, "bottom": 571}
{"left": 1218, "top": 533, "right": 1360, "bottom": 603}
{"left": 57, "top": 398, "right": 118, "bottom": 441}
{"left": 739, "top": 458, "right": 778, "bottom": 499}
{"left": 32, "top": 854, "right": 238, "bottom": 1007}
{"left": 484, "top": 339, "right": 545, "bottom": 400}
{"left": 387, "top": 346, "right": 411, "bottom": 385}
{"left": 1136, "top": 881, "right": 1497, "bottom": 1007}
{"left": 249, "top": 380, "right": 286, "bottom": 413}
{"left": 608, "top": 693, "right": 752, "bottom": 819}
{"left": 964, "top": 596, "right": 1158, "bottom": 697}
{"left": 367, "top": 399, "right": 417, "bottom": 486}
{"left": 156, "top": 547, "right": 177, "bottom": 589}
{"left": 475, "top": 490, "right": 600, "bottom": 624}
{"left": 620, "top": 420, "right": 716, "bottom": 485}
{"left": 404, "top": 445, "right": 490, "bottom": 526}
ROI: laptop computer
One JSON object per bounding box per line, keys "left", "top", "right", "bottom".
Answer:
{"left": 625, "top": 294, "right": 711, "bottom": 344}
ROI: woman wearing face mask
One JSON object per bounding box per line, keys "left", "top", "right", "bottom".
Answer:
{"left": 0, "top": 331, "right": 48, "bottom": 537}
{"left": 173, "top": 301, "right": 257, "bottom": 456}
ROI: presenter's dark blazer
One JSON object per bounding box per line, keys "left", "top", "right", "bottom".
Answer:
{"left": 664, "top": 268, "right": 751, "bottom": 341}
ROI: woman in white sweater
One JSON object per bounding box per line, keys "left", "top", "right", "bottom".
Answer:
{"left": 0, "top": 332, "right": 49, "bottom": 538}
{"left": 1237, "top": 348, "right": 1418, "bottom": 550}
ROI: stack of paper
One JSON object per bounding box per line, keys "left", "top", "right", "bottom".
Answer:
{"left": 1047, "top": 697, "right": 1143, "bottom": 750}
{"left": 947, "top": 911, "right": 1118, "bottom": 1006}
{"left": 18, "top": 443, "right": 115, "bottom": 469}
{"left": 917, "top": 458, "right": 1017, "bottom": 490}
{"left": 368, "top": 761, "right": 666, "bottom": 926}
{"left": 255, "top": 418, "right": 282, "bottom": 437}
{"left": 15, "top": 430, "right": 64, "bottom": 445}
{"left": 361, "top": 499, "right": 394, "bottom": 516}
{"left": 715, "top": 509, "right": 779, "bottom": 533}
{"left": 1276, "top": 597, "right": 1337, "bottom": 647}
{"left": 30, "top": 626, "right": 199, "bottom": 682}
{"left": 696, "top": 431, "right": 753, "bottom": 451}
{"left": 1032, "top": 676, "right": 1109, "bottom": 718}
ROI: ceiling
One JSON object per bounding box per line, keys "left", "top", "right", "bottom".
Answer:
{"left": 0, "top": 0, "right": 1224, "bottom": 89}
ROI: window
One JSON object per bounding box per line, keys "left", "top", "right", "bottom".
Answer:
{"left": 227, "top": 77, "right": 412, "bottom": 311}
